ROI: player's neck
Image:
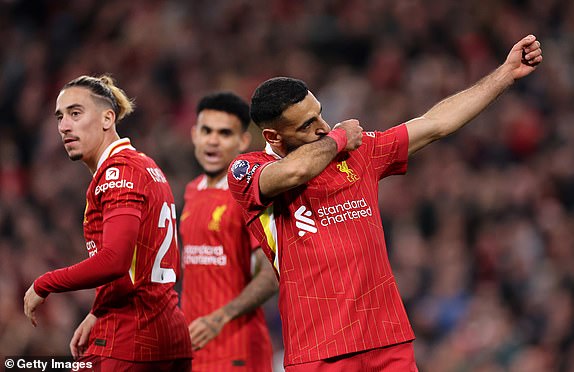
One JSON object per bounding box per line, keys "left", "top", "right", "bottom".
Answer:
{"left": 205, "top": 172, "right": 226, "bottom": 188}
{"left": 86, "top": 133, "right": 122, "bottom": 174}
{"left": 265, "top": 143, "right": 286, "bottom": 159}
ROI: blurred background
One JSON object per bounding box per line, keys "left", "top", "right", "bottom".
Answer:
{"left": 1, "top": 0, "right": 573, "bottom": 371}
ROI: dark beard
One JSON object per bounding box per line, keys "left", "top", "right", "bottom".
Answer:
{"left": 285, "top": 143, "right": 298, "bottom": 154}
{"left": 69, "top": 153, "right": 83, "bottom": 161}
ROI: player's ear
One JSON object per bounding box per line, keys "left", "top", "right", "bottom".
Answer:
{"left": 102, "top": 109, "right": 115, "bottom": 131}
{"left": 239, "top": 130, "right": 251, "bottom": 152}
{"left": 262, "top": 128, "right": 280, "bottom": 146}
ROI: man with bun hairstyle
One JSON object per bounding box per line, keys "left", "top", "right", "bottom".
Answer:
{"left": 24, "top": 75, "right": 192, "bottom": 371}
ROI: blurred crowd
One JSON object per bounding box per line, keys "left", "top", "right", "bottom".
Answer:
{"left": 1, "top": 0, "right": 573, "bottom": 371}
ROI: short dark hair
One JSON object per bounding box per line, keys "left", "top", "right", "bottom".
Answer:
{"left": 197, "top": 92, "right": 251, "bottom": 131}
{"left": 250, "top": 77, "right": 308, "bottom": 128}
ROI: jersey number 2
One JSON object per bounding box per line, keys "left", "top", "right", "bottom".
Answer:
{"left": 151, "top": 202, "right": 177, "bottom": 283}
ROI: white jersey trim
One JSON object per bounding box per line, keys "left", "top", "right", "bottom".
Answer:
{"left": 95, "top": 138, "right": 135, "bottom": 174}
{"left": 265, "top": 142, "right": 283, "bottom": 160}
{"left": 196, "top": 174, "right": 228, "bottom": 190}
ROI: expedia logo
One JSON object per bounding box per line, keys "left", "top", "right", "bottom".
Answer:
{"left": 105, "top": 167, "right": 120, "bottom": 180}
{"left": 294, "top": 205, "right": 317, "bottom": 237}
{"left": 95, "top": 179, "right": 134, "bottom": 195}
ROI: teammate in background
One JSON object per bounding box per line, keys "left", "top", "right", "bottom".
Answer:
{"left": 23, "top": 75, "right": 192, "bottom": 371}
{"left": 180, "top": 92, "right": 278, "bottom": 371}
{"left": 227, "top": 35, "right": 543, "bottom": 371}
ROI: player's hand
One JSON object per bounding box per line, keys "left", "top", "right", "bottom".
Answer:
{"left": 188, "top": 308, "right": 230, "bottom": 351}
{"left": 505, "top": 34, "right": 543, "bottom": 80}
{"left": 70, "top": 313, "right": 97, "bottom": 359}
{"left": 333, "top": 119, "right": 363, "bottom": 151}
{"left": 23, "top": 283, "right": 45, "bottom": 327}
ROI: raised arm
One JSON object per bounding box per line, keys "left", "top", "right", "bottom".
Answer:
{"left": 406, "top": 34, "right": 543, "bottom": 156}
{"left": 188, "top": 248, "right": 278, "bottom": 350}
{"left": 259, "top": 119, "right": 363, "bottom": 199}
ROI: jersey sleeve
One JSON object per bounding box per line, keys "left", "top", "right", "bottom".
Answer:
{"left": 34, "top": 214, "right": 140, "bottom": 297}
{"left": 367, "top": 123, "right": 409, "bottom": 179}
{"left": 227, "top": 154, "right": 274, "bottom": 225}
{"left": 94, "top": 161, "right": 146, "bottom": 220}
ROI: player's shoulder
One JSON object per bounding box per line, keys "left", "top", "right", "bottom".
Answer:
{"left": 229, "top": 151, "right": 271, "bottom": 181}
{"left": 361, "top": 125, "right": 407, "bottom": 144}
{"left": 361, "top": 130, "right": 377, "bottom": 142}
{"left": 111, "top": 148, "right": 156, "bottom": 168}
{"left": 99, "top": 149, "right": 166, "bottom": 182}
{"left": 361, "top": 128, "right": 395, "bottom": 140}
{"left": 184, "top": 175, "right": 205, "bottom": 194}
{"left": 349, "top": 130, "right": 378, "bottom": 154}
{"left": 99, "top": 149, "right": 136, "bottom": 170}
{"left": 232, "top": 150, "right": 270, "bottom": 163}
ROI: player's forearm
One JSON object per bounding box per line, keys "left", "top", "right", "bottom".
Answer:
{"left": 260, "top": 135, "right": 339, "bottom": 198}
{"left": 34, "top": 214, "right": 139, "bottom": 297}
{"left": 283, "top": 135, "right": 340, "bottom": 181}
{"left": 424, "top": 64, "right": 514, "bottom": 138}
{"left": 221, "top": 263, "right": 278, "bottom": 321}
{"left": 34, "top": 250, "right": 127, "bottom": 297}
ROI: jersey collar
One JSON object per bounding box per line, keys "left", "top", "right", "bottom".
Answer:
{"left": 95, "top": 138, "right": 135, "bottom": 174}
{"left": 197, "top": 174, "right": 229, "bottom": 190}
{"left": 265, "top": 142, "right": 283, "bottom": 159}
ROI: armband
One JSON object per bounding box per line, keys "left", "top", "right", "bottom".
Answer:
{"left": 326, "top": 128, "right": 347, "bottom": 153}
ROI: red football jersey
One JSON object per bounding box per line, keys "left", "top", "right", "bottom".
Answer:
{"left": 179, "top": 175, "right": 273, "bottom": 371}
{"left": 83, "top": 139, "right": 192, "bottom": 361}
{"left": 228, "top": 125, "right": 415, "bottom": 366}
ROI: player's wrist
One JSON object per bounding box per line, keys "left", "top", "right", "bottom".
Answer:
{"left": 221, "top": 304, "right": 237, "bottom": 323}
{"left": 33, "top": 276, "right": 50, "bottom": 299}
{"left": 327, "top": 128, "right": 347, "bottom": 153}
{"left": 494, "top": 64, "right": 516, "bottom": 87}
{"left": 86, "top": 313, "right": 97, "bottom": 321}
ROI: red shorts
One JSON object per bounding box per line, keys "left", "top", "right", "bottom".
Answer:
{"left": 285, "top": 341, "right": 418, "bottom": 372}
{"left": 76, "top": 355, "right": 192, "bottom": 372}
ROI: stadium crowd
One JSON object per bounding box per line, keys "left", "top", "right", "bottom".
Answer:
{"left": 0, "top": 0, "right": 572, "bottom": 370}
